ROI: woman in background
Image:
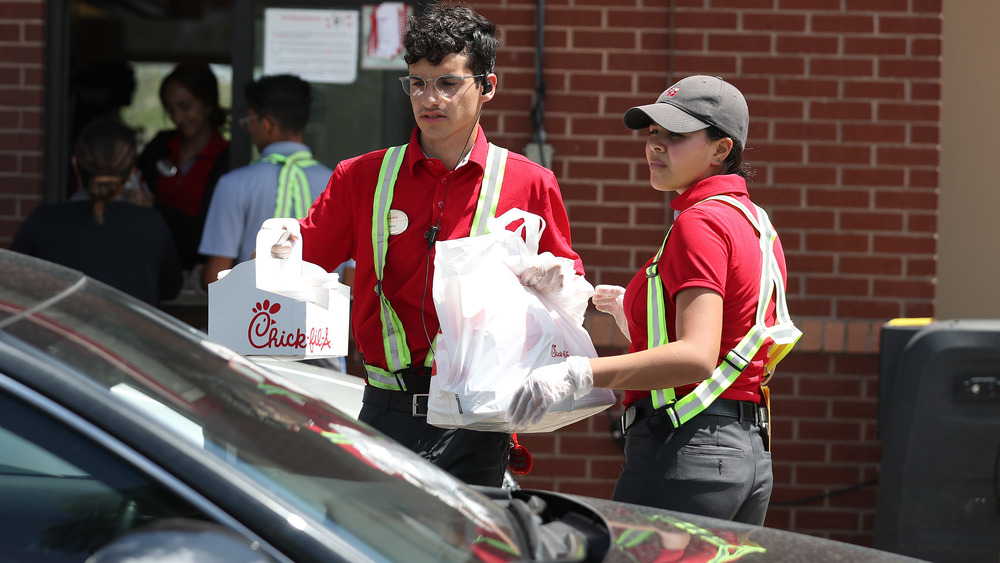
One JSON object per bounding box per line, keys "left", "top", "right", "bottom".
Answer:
{"left": 12, "top": 116, "right": 182, "bottom": 306}
{"left": 138, "top": 61, "right": 230, "bottom": 273}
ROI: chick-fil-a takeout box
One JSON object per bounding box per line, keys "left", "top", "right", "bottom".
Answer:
{"left": 208, "top": 219, "right": 349, "bottom": 359}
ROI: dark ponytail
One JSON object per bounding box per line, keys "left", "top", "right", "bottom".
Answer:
{"left": 74, "top": 116, "right": 137, "bottom": 224}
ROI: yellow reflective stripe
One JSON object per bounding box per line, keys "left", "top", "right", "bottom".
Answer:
{"left": 365, "top": 364, "right": 405, "bottom": 391}
{"left": 258, "top": 151, "right": 320, "bottom": 219}
{"left": 369, "top": 143, "right": 508, "bottom": 378}
{"left": 645, "top": 196, "right": 800, "bottom": 425}
{"left": 372, "top": 145, "right": 411, "bottom": 372}
{"left": 471, "top": 144, "right": 507, "bottom": 236}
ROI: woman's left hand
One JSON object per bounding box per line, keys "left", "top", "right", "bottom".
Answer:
{"left": 507, "top": 356, "right": 593, "bottom": 427}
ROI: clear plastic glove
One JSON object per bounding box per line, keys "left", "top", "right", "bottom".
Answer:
{"left": 593, "top": 284, "right": 630, "bottom": 342}
{"left": 506, "top": 356, "right": 594, "bottom": 428}
{"left": 517, "top": 251, "right": 567, "bottom": 294}
{"left": 263, "top": 218, "right": 300, "bottom": 259}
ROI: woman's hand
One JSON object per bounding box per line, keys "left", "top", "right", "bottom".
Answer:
{"left": 593, "top": 285, "right": 630, "bottom": 342}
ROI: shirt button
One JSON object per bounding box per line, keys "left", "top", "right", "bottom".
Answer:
{"left": 438, "top": 201, "right": 444, "bottom": 208}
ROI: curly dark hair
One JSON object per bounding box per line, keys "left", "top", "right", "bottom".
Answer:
{"left": 402, "top": 2, "right": 499, "bottom": 87}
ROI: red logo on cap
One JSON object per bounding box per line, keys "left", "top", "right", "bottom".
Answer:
{"left": 664, "top": 86, "right": 680, "bottom": 98}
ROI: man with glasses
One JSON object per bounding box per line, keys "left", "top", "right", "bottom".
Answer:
{"left": 272, "top": 3, "right": 583, "bottom": 487}
{"left": 198, "top": 74, "right": 340, "bottom": 292}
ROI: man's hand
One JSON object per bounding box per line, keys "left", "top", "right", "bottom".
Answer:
{"left": 257, "top": 218, "right": 300, "bottom": 259}
{"left": 517, "top": 251, "right": 568, "bottom": 293}
{"left": 593, "top": 284, "right": 630, "bottom": 342}
{"left": 506, "top": 356, "right": 593, "bottom": 428}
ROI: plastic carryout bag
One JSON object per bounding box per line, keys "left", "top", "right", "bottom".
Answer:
{"left": 428, "top": 208, "right": 616, "bottom": 433}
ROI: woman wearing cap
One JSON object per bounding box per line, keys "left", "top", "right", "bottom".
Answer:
{"left": 506, "top": 75, "right": 797, "bottom": 525}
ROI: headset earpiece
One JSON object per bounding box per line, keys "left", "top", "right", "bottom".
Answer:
{"left": 482, "top": 82, "right": 492, "bottom": 94}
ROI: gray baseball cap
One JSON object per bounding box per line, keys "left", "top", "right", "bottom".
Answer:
{"left": 623, "top": 75, "right": 749, "bottom": 150}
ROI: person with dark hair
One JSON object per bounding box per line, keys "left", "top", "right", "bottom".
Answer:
{"left": 11, "top": 116, "right": 182, "bottom": 306}
{"left": 198, "top": 74, "right": 336, "bottom": 290}
{"left": 265, "top": 2, "right": 583, "bottom": 486}
{"left": 507, "top": 76, "right": 800, "bottom": 525}
{"left": 137, "top": 61, "right": 230, "bottom": 273}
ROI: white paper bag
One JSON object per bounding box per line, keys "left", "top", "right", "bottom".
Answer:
{"left": 428, "top": 209, "right": 616, "bottom": 433}
{"left": 207, "top": 219, "right": 350, "bottom": 359}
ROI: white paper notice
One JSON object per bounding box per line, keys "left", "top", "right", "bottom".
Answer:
{"left": 264, "top": 8, "right": 359, "bottom": 84}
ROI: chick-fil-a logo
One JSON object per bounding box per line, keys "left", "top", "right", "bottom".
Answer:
{"left": 248, "top": 299, "right": 332, "bottom": 353}
{"left": 551, "top": 344, "right": 570, "bottom": 358}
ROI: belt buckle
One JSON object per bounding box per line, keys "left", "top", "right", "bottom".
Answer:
{"left": 412, "top": 394, "right": 429, "bottom": 417}
{"left": 621, "top": 406, "right": 636, "bottom": 435}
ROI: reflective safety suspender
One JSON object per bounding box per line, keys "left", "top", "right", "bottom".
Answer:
{"left": 366, "top": 143, "right": 509, "bottom": 390}
{"left": 257, "top": 150, "right": 320, "bottom": 219}
{"left": 647, "top": 195, "right": 801, "bottom": 429}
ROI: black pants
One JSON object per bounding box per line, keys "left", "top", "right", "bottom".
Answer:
{"left": 359, "top": 402, "right": 510, "bottom": 487}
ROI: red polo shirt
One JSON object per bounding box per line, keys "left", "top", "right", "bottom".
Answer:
{"left": 301, "top": 126, "right": 583, "bottom": 375}
{"left": 621, "top": 174, "right": 787, "bottom": 408}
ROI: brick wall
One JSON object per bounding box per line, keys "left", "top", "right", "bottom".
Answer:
{"left": 0, "top": 0, "right": 45, "bottom": 246}
{"left": 477, "top": 0, "right": 942, "bottom": 547}
{"left": 2, "top": 0, "right": 942, "bottom": 548}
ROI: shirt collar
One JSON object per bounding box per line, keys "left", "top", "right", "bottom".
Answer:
{"left": 403, "top": 125, "right": 489, "bottom": 174}
{"left": 260, "top": 141, "right": 310, "bottom": 159}
{"left": 671, "top": 174, "right": 750, "bottom": 215}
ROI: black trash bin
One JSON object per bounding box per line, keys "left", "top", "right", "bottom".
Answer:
{"left": 874, "top": 319, "right": 1000, "bottom": 562}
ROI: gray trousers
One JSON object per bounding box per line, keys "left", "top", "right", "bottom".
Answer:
{"left": 611, "top": 409, "right": 772, "bottom": 525}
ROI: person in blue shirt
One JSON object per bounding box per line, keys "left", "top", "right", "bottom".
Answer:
{"left": 198, "top": 74, "right": 341, "bottom": 290}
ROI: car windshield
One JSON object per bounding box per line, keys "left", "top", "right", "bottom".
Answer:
{"left": 0, "top": 251, "right": 523, "bottom": 563}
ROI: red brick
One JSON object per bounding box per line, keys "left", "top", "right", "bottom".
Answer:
{"left": 878, "top": 15, "right": 942, "bottom": 35}
{"left": 878, "top": 102, "right": 939, "bottom": 122}
{"left": 806, "top": 188, "right": 871, "bottom": 208}
{"left": 843, "top": 79, "right": 906, "bottom": 100}
{"left": 606, "top": 8, "right": 670, "bottom": 29}
{"left": 836, "top": 299, "right": 903, "bottom": 319}
{"left": 777, "top": 35, "right": 839, "bottom": 54}
{"left": 844, "top": 0, "right": 909, "bottom": 10}
{"left": 786, "top": 254, "right": 835, "bottom": 274}
{"left": 805, "top": 233, "right": 869, "bottom": 253}
{"left": 841, "top": 211, "right": 904, "bottom": 231}
{"left": 810, "top": 101, "right": 872, "bottom": 121}
{"left": 844, "top": 37, "right": 907, "bottom": 56}
{"left": 841, "top": 256, "right": 902, "bottom": 276}
{"left": 842, "top": 123, "right": 905, "bottom": 143}
{"left": 811, "top": 14, "right": 875, "bottom": 34}
{"left": 873, "top": 279, "right": 934, "bottom": 299}
{"left": 773, "top": 166, "right": 838, "bottom": 186}
{"left": 744, "top": 13, "right": 807, "bottom": 32}
{"left": 0, "top": 3, "right": 45, "bottom": 19}
{"left": 841, "top": 168, "right": 904, "bottom": 187}
{"left": 573, "top": 30, "right": 637, "bottom": 50}
{"left": 743, "top": 56, "right": 807, "bottom": 76}
{"left": 772, "top": 209, "right": 835, "bottom": 230}
{"left": 709, "top": 32, "right": 771, "bottom": 53}
{"left": 810, "top": 144, "right": 871, "bottom": 165}
{"left": 798, "top": 420, "right": 865, "bottom": 441}
{"left": 806, "top": 277, "right": 869, "bottom": 297}
{"left": 880, "top": 58, "right": 940, "bottom": 79}
{"left": 876, "top": 146, "right": 938, "bottom": 166}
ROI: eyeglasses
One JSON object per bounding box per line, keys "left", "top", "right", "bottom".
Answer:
{"left": 399, "top": 74, "right": 485, "bottom": 98}
{"left": 238, "top": 114, "right": 260, "bottom": 131}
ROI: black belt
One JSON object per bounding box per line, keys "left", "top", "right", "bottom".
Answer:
{"left": 363, "top": 385, "right": 429, "bottom": 417}
{"left": 621, "top": 396, "right": 761, "bottom": 435}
